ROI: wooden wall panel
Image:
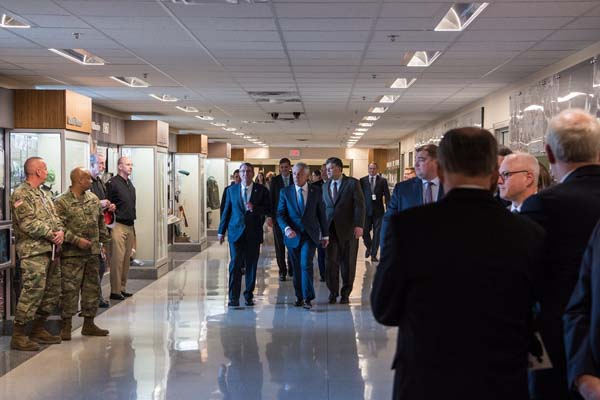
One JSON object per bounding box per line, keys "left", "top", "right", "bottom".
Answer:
{"left": 14, "top": 90, "right": 65, "bottom": 129}
{"left": 65, "top": 90, "right": 91, "bottom": 133}
{"left": 176, "top": 134, "right": 207, "bottom": 153}
{"left": 208, "top": 142, "right": 231, "bottom": 158}
{"left": 231, "top": 148, "right": 244, "bottom": 161}
{"left": 124, "top": 120, "right": 169, "bottom": 148}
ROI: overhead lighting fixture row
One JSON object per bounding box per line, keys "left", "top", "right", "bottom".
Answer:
{"left": 369, "top": 106, "right": 388, "bottom": 114}
{"left": 211, "top": 122, "right": 226, "bottom": 127}
{"left": 434, "top": 3, "right": 489, "bottom": 32}
{"left": 405, "top": 51, "right": 442, "bottom": 67}
{"left": 49, "top": 48, "right": 106, "bottom": 66}
{"left": 390, "top": 78, "right": 417, "bottom": 89}
{"left": 196, "top": 115, "right": 214, "bottom": 121}
{"left": 1, "top": 13, "right": 30, "bottom": 28}
{"left": 176, "top": 106, "right": 198, "bottom": 113}
{"left": 149, "top": 93, "right": 178, "bottom": 102}
{"left": 110, "top": 76, "right": 150, "bottom": 88}
{"left": 363, "top": 116, "right": 380, "bottom": 121}
{"left": 378, "top": 95, "right": 400, "bottom": 104}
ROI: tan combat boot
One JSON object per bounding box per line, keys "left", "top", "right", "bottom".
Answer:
{"left": 81, "top": 317, "right": 109, "bottom": 336}
{"left": 11, "top": 323, "right": 40, "bottom": 351}
{"left": 29, "top": 317, "right": 61, "bottom": 344}
{"left": 60, "top": 317, "right": 72, "bottom": 341}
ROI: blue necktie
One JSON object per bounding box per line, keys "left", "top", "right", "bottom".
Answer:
{"left": 298, "top": 187, "right": 304, "bottom": 215}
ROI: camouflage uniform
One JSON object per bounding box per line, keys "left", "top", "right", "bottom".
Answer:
{"left": 11, "top": 181, "right": 64, "bottom": 325}
{"left": 54, "top": 189, "right": 110, "bottom": 318}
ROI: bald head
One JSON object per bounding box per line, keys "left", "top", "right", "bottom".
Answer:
{"left": 498, "top": 152, "right": 539, "bottom": 208}
{"left": 23, "top": 157, "right": 48, "bottom": 187}
{"left": 70, "top": 167, "right": 93, "bottom": 194}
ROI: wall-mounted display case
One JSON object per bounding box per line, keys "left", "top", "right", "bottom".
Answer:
{"left": 9, "top": 129, "right": 90, "bottom": 196}
{"left": 172, "top": 154, "right": 207, "bottom": 251}
{"left": 206, "top": 158, "right": 229, "bottom": 231}
{"left": 121, "top": 146, "right": 168, "bottom": 270}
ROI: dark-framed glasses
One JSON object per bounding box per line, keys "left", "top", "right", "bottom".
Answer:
{"left": 499, "top": 170, "right": 529, "bottom": 180}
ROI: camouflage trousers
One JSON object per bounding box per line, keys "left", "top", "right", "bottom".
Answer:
{"left": 14, "top": 253, "right": 61, "bottom": 325}
{"left": 61, "top": 255, "right": 100, "bottom": 318}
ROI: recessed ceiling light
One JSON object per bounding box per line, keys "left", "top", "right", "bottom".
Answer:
{"left": 149, "top": 93, "right": 178, "bottom": 102}
{"left": 353, "top": 132, "right": 365, "bottom": 136}
{"left": 390, "top": 78, "right": 417, "bottom": 89}
{"left": 248, "top": 138, "right": 258, "bottom": 142}
{"left": 434, "top": 3, "right": 489, "bottom": 32}
{"left": 196, "top": 115, "right": 215, "bottom": 121}
{"left": 363, "top": 116, "right": 380, "bottom": 121}
{"left": 223, "top": 127, "right": 237, "bottom": 132}
{"left": 356, "top": 128, "right": 369, "bottom": 132}
{"left": 243, "top": 136, "right": 251, "bottom": 139}
{"left": 378, "top": 95, "right": 400, "bottom": 104}
{"left": 405, "top": 51, "right": 442, "bottom": 67}
{"left": 48, "top": 48, "right": 106, "bottom": 66}
{"left": 369, "top": 107, "right": 388, "bottom": 114}
{"left": 109, "top": 76, "right": 149, "bottom": 88}
{"left": 1, "top": 13, "right": 30, "bottom": 28}
{"left": 359, "top": 122, "right": 374, "bottom": 127}
{"left": 176, "top": 106, "right": 198, "bottom": 113}
{"left": 210, "top": 122, "right": 226, "bottom": 127}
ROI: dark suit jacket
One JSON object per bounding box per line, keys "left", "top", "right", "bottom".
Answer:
{"left": 371, "top": 188, "right": 545, "bottom": 400}
{"left": 387, "top": 177, "right": 445, "bottom": 215}
{"left": 360, "top": 175, "right": 391, "bottom": 217}
{"left": 269, "top": 174, "right": 291, "bottom": 219}
{"left": 218, "top": 183, "right": 271, "bottom": 244}
{"left": 564, "top": 220, "right": 600, "bottom": 392}
{"left": 520, "top": 165, "right": 600, "bottom": 386}
{"left": 322, "top": 175, "right": 365, "bottom": 242}
{"left": 276, "top": 184, "right": 328, "bottom": 248}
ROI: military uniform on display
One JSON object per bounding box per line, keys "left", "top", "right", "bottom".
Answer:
{"left": 11, "top": 181, "right": 64, "bottom": 351}
{"left": 54, "top": 189, "right": 110, "bottom": 340}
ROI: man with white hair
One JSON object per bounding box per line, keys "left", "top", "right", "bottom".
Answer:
{"left": 521, "top": 109, "right": 600, "bottom": 400}
{"left": 498, "top": 152, "right": 539, "bottom": 212}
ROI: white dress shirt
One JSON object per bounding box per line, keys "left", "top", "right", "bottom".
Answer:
{"left": 330, "top": 176, "right": 343, "bottom": 199}
{"left": 241, "top": 182, "right": 253, "bottom": 204}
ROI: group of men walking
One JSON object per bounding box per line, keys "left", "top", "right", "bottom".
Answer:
{"left": 10, "top": 155, "right": 137, "bottom": 351}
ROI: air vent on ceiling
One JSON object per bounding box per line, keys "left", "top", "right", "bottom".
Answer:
{"left": 270, "top": 112, "right": 304, "bottom": 121}
{"left": 248, "top": 91, "right": 301, "bottom": 104}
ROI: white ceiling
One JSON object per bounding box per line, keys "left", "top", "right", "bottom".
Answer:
{"left": 0, "top": 0, "right": 599, "bottom": 148}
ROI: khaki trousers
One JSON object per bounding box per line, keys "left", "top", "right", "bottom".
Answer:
{"left": 110, "top": 223, "right": 135, "bottom": 295}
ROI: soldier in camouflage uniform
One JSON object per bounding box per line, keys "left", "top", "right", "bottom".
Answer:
{"left": 10, "top": 157, "right": 64, "bottom": 351}
{"left": 54, "top": 167, "right": 110, "bottom": 340}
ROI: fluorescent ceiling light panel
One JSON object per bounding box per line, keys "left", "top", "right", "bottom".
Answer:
{"left": 390, "top": 78, "right": 417, "bottom": 89}
{"left": 1, "top": 13, "right": 30, "bottom": 28}
{"left": 359, "top": 123, "right": 374, "bottom": 127}
{"left": 109, "top": 76, "right": 149, "bottom": 88}
{"left": 176, "top": 106, "right": 198, "bottom": 113}
{"left": 248, "top": 138, "right": 258, "bottom": 142}
{"left": 523, "top": 105, "right": 544, "bottom": 112}
{"left": 363, "top": 116, "right": 380, "bottom": 121}
{"left": 196, "top": 115, "right": 214, "bottom": 121}
{"left": 210, "top": 122, "right": 226, "bottom": 127}
{"left": 435, "top": 3, "right": 489, "bottom": 32}
{"left": 557, "top": 92, "right": 588, "bottom": 103}
{"left": 149, "top": 93, "right": 178, "bottom": 102}
{"left": 243, "top": 136, "right": 251, "bottom": 139}
{"left": 233, "top": 132, "right": 244, "bottom": 136}
{"left": 353, "top": 132, "right": 365, "bottom": 136}
{"left": 356, "top": 128, "right": 369, "bottom": 132}
{"left": 223, "top": 127, "right": 237, "bottom": 132}
{"left": 369, "top": 107, "right": 388, "bottom": 114}
{"left": 405, "top": 51, "right": 442, "bottom": 67}
{"left": 378, "top": 95, "right": 400, "bottom": 104}
{"left": 48, "top": 48, "right": 106, "bottom": 66}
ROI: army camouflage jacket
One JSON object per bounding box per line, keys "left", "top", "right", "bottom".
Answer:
{"left": 54, "top": 189, "right": 110, "bottom": 257}
{"left": 11, "top": 181, "right": 64, "bottom": 258}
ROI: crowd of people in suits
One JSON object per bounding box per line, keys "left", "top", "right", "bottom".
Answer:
{"left": 217, "top": 107, "right": 600, "bottom": 400}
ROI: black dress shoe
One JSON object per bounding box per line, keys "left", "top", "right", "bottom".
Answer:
{"left": 319, "top": 277, "right": 325, "bottom": 282}
{"left": 303, "top": 300, "right": 312, "bottom": 309}
{"left": 371, "top": 255, "right": 379, "bottom": 262}
{"left": 279, "top": 274, "right": 286, "bottom": 282}
{"left": 328, "top": 296, "right": 337, "bottom": 304}
{"left": 228, "top": 301, "right": 240, "bottom": 307}
{"left": 98, "top": 299, "right": 110, "bottom": 308}
{"left": 110, "top": 293, "right": 125, "bottom": 301}
{"left": 294, "top": 300, "right": 304, "bottom": 307}
{"left": 245, "top": 299, "right": 255, "bottom": 306}
{"left": 121, "top": 291, "right": 133, "bottom": 297}
{"left": 365, "top": 249, "right": 371, "bottom": 258}
{"left": 340, "top": 297, "right": 350, "bottom": 304}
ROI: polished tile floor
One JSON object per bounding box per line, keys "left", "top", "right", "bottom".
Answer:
{"left": 0, "top": 241, "right": 396, "bottom": 400}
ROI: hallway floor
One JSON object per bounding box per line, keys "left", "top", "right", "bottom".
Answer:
{"left": 0, "top": 241, "right": 395, "bottom": 400}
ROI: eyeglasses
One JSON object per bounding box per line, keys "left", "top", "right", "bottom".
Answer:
{"left": 499, "top": 170, "right": 529, "bottom": 180}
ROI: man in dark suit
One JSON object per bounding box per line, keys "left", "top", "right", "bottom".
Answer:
{"left": 218, "top": 162, "right": 271, "bottom": 307}
{"left": 564, "top": 221, "right": 600, "bottom": 400}
{"left": 521, "top": 108, "right": 600, "bottom": 400}
{"left": 371, "top": 127, "right": 545, "bottom": 400}
{"left": 360, "top": 162, "right": 390, "bottom": 262}
{"left": 386, "top": 144, "right": 444, "bottom": 215}
{"left": 323, "top": 157, "right": 365, "bottom": 304}
{"left": 277, "top": 162, "right": 329, "bottom": 309}
{"left": 269, "top": 158, "right": 293, "bottom": 281}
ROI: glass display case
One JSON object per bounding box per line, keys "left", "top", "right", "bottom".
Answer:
{"left": 206, "top": 158, "right": 229, "bottom": 231}
{"left": 172, "top": 154, "right": 207, "bottom": 251}
{"left": 9, "top": 129, "right": 90, "bottom": 196}
{"left": 121, "top": 146, "right": 168, "bottom": 268}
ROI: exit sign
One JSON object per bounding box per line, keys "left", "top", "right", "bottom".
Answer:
{"left": 289, "top": 149, "right": 301, "bottom": 157}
